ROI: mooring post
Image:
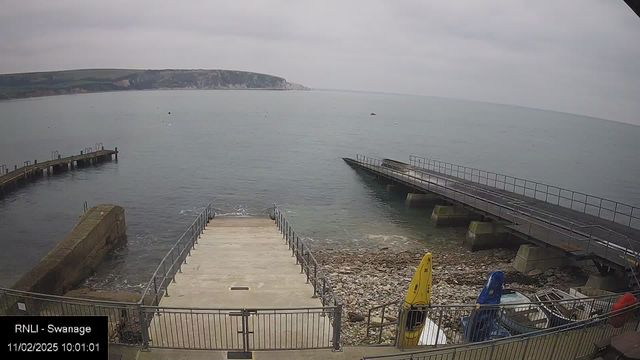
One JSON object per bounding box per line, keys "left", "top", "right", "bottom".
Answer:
{"left": 115, "top": 147, "right": 118, "bottom": 161}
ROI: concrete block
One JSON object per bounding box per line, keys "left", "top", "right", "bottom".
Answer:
{"left": 405, "top": 193, "right": 441, "bottom": 208}
{"left": 430, "top": 205, "right": 482, "bottom": 227}
{"left": 463, "top": 221, "right": 509, "bottom": 251}
{"left": 11, "top": 204, "right": 126, "bottom": 296}
{"left": 585, "top": 274, "right": 628, "bottom": 292}
{"left": 511, "top": 244, "right": 577, "bottom": 273}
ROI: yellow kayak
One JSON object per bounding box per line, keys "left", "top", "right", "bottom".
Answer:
{"left": 402, "top": 252, "right": 432, "bottom": 346}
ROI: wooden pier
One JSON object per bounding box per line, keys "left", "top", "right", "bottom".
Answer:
{"left": 0, "top": 147, "right": 118, "bottom": 198}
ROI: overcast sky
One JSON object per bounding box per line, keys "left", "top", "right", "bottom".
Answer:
{"left": 1, "top": 0, "right": 639, "bottom": 125}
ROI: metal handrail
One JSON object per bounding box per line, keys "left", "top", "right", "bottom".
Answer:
{"left": 274, "top": 205, "right": 340, "bottom": 308}
{"left": 139, "top": 204, "right": 213, "bottom": 306}
{"left": 364, "top": 302, "right": 640, "bottom": 359}
{"left": 409, "top": 155, "right": 640, "bottom": 229}
{"left": 0, "top": 286, "right": 139, "bottom": 306}
{"left": 355, "top": 155, "right": 639, "bottom": 271}
{"left": 368, "top": 289, "right": 637, "bottom": 314}
{"left": 366, "top": 289, "right": 638, "bottom": 345}
{"left": 273, "top": 205, "right": 343, "bottom": 351}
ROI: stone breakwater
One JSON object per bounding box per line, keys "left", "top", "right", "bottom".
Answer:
{"left": 314, "top": 247, "right": 591, "bottom": 346}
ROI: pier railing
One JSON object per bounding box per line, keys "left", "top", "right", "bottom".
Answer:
{"left": 273, "top": 205, "right": 343, "bottom": 350}
{"left": 409, "top": 155, "right": 640, "bottom": 230}
{"left": 139, "top": 204, "right": 213, "bottom": 306}
{"left": 354, "top": 155, "right": 640, "bottom": 282}
{"left": 364, "top": 303, "right": 640, "bottom": 360}
{"left": 406, "top": 155, "right": 640, "bottom": 288}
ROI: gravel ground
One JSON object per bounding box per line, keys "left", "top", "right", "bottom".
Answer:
{"left": 314, "top": 246, "right": 593, "bottom": 346}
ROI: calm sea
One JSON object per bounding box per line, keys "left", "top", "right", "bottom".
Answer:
{"left": 1, "top": 90, "right": 639, "bottom": 290}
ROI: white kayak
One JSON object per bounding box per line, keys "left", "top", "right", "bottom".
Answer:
{"left": 418, "top": 316, "right": 447, "bottom": 345}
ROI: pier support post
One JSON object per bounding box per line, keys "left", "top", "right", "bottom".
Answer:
{"left": 463, "top": 221, "right": 515, "bottom": 251}
{"left": 430, "top": 205, "right": 481, "bottom": 227}
{"left": 511, "top": 244, "right": 582, "bottom": 273}
{"left": 386, "top": 184, "right": 408, "bottom": 196}
{"left": 585, "top": 274, "right": 627, "bottom": 292}
{"left": 115, "top": 147, "right": 118, "bottom": 161}
{"left": 405, "top": 193, "right": 441, "bottom": 208}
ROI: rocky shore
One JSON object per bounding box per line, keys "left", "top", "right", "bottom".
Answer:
{"left": 314, "top": 247, "right": 593, "bottom": 346}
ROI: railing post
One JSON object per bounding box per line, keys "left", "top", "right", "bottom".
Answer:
{"left": 153, "top": 277, "right": 159, "bottom": 305}
{"left": 598, "top": 198, "right": 603, "bottom": 217}
{"left": 138, "top": 304, "right": 150, "bottom": 350}
{"left": 300, "top": 243, "right": 305, "bottom": 274}
{"left": 306, "top": 253, "right": 310, "bottom": 283}
{"left": 397, "top": 307, "right": 406, "bottom": 350}
{"left": 332, "top": 304, "right": 342, "bottom": 351}
{"left": 434, "top": 308, "right": 443, "bottom": 348}
{"left": 312, "top": 263, "right": 317, "bottom": 297}
{"left": 322, "top": 277, "right": 327, "bottom": 306}
{"left": 163, "top": 262, "right": 170, "bottom": 297}
{"left": 169, "top": 252, "right": 176, "bottom": 283}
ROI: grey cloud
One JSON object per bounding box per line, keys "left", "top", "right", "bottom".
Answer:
{"left": 0, "top": 0, "right": 639, "bottom": 125}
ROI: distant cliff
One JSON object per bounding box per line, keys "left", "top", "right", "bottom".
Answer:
{"left": 0, "top": 69, "right": 310, "bottom": 100}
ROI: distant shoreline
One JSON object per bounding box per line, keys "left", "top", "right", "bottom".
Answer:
{"left": 0, "top": 87, "right": 313, "bottom": 103}
{"left": 0, "top": 68, "right": 309, "bottom": 101}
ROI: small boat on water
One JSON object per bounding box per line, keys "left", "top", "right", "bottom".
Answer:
{"left": 499, "top": 289, "right": 549, "bottom": 334}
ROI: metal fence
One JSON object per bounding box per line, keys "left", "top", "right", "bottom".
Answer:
{"left": 367, "top": 290, "right": 637, "bottom": 349}
{"left": 363, "top": 303, "right": 640, "bottom": 360}
{"left": 142, "top": 305, "right": 337, "bottom": 351}
{"left": 0, "top": 287, "right": 146, "bottom": 346}
{"left": 354, "top": 155, "right": 640, "bottom": 281}
{"left": 273, "top": 205, "right": 343, "bottom": 349}
{"left": 139, "top": 204, "right": 213, "bottom": 306}
{"left": 409, "top": 155, "right": 640, "bottom": 230}
{"left": 0, "top": 287, "right": 338, "bottom": 351}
